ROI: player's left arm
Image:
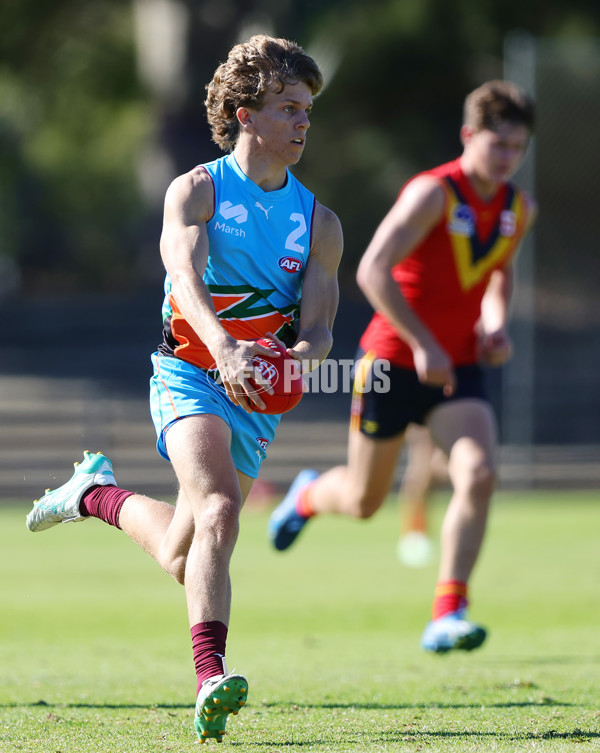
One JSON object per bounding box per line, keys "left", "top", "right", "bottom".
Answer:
{"left": 478, "top": 194, "right": 538, "bottom": 366}
{"left": 288, "top": 201, "right": 343, "bottom": 368}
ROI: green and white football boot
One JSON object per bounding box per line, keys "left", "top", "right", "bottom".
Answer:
{"left": 26, "top": 451, "right": 115, "bottom": 532}
{"left": 194, "top": 672, "right": 248, "bottom": 743}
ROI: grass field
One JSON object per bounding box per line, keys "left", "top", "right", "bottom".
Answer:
{"left": 1, "top": 490, "right": 599, "bottom": 752}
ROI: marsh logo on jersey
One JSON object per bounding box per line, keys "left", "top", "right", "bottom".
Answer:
{"left": 219, "top": 201, "right": 248, "bottom": 223}
{"left": 215, "top": 201, "right": 248, "bottom": 237}
{"left": 256, "top": 437, "right": 269, "bottom": 451}
{"left": 499, "top": 210, "right": 517, "bottom": 237}
{"left": 278, "top": 256, "right": 304, "bottom": 274}
{"left": 448, "top": 204, "right": 475, "bottom": 237}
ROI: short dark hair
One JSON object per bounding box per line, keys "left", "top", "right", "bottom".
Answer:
{"left": 463, "top": 80, "right": 535, "bottom": 133}
{"left": 205, "top": 35, "right": 323, "bottom": 152}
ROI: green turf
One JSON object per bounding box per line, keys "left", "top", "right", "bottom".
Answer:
{"left": 1, "top": 491, "right": 599, "bottom": 751}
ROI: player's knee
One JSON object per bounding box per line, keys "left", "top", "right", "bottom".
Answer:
{"left": 197, "top": 494, "right": 241, "bottom": 547}
{"left": 450, "top": 444, "right": 496, "bottom": 500}
{"left": 462, "top": 461, "right": 497, "bottom": 501}
{"left": 349, "top": 488, "right": 386, "bottom": 519}
{"left": 168, "top": 555, "right": 187, "bottom": 585}
{"left": 158, "top": 543, "right": 188, "bottom": 584}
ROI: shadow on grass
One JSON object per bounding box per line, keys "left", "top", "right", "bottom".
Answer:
{"left": 385, "top": 730, "right": 600, "bottom": 744}
{"left": 231, "top": 728, "right": 600, "bottom": 748}
{"left": 261, "top": 699, "right": 574, "bottom": 710}
{"left": 2, "top": 697, "right": 575, "bottom": 711}
{"left": 0, "top": 700, "right": 190, "bottom": 710}
{"left": 4, "top": 700, "right": 598, "bottom": 749}
{"left": 381, "top": 729, "right": 600, "bottom": 743}
{"left": 485, "top": 655, "right": 600, "bottom": 666}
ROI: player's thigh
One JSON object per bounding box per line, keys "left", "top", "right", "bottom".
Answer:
{"left": 165, "top": 413, "right": 242, "bottom": 514}
{"left": 426, "top": 398, "right": 497, "bottom": 474}
{"left": 346, "top": 427, "right": 405, "bottom": 511}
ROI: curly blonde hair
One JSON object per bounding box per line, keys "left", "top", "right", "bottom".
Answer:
{"left": 205, "top": 35, "right": 323, "bottom": 152}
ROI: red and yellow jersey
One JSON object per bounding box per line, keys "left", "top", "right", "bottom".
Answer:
{"left": 360, "top": 158, "right": 530, "bottom": 368}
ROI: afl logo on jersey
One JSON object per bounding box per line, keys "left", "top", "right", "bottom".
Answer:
{"left": 278, "top": 256, "right": 304, "bottom": 274}
{"left": 499, "top": 210, "right": 517, "bottom": 237}
{"left": 255, "top": 437, "right": 269, "bottom": 451}
{"left": 448, "top": 204, "right": 475, "bottom": 237}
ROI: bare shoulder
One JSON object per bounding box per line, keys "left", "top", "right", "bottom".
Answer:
{"left": 164, "top": 166, "right": 215, "bottom": 224}
{"left": 396, "top": 174, "right": 446, "bottom": 216}
{"left": 313, "top": 201, "right": 343, "bottom": 239}
{"left": 310, "top": 202, "right": 343, "bottom": 263}
{"left": 376, "top": 174, "right": 446, "bottom": 241}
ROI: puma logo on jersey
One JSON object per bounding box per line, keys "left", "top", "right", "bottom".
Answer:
{"left": 255, "top": 201, "right": 273, "bottom": 219}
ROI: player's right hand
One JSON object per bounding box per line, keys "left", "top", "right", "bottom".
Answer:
{"left": 412, "top": 343, "right": 456, "bottom": 396}
{"left": 211, "top": 338, "right": 278, "bottom": 412}
{"left": 477, "top": 329, "right": 513, "bottom": 366}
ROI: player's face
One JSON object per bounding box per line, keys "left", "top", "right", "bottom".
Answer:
{"left": 244, "top": 81, "right": 313, "bottom": 166}
{"left": 463, "top": 121, "right": 530, "bottom": 186}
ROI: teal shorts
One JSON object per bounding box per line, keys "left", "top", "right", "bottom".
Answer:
{"left": 149, "top": 352, "right": 280, "bottom": 478}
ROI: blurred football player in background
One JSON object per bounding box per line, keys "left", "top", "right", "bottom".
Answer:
{"left": 269, "top": 80, "right": 536, "bottom": 655}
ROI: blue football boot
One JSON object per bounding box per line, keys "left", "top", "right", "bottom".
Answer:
{"left": 267, "top": 469, "right": 319, "bottom": 551}
{"left": 421, "top": 609, "right": 487, "bottom": 653}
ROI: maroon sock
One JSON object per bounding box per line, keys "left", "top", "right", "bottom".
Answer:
{"left": 191, "top": 621, "right": 228, "bottom": 695}
{"left": 79, "top": 485, "right": 133, "bottom": 529}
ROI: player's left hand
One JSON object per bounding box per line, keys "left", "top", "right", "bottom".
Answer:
{"left": 266, "top": 331, "right": 306, "bottom": 368}
{"left": 478, "top": 329, "right": 513, "bottom": 366}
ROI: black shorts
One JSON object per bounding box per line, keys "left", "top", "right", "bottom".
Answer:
{"left": 351, "top": 354, "right": 488, "bottom": 439}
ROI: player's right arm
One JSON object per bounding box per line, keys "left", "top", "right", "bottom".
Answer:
{"left": 356, "top": 175, "right": 456, "bottom": 395}
{"left": 160, "top": 168, "right": 276, "bottom": 411}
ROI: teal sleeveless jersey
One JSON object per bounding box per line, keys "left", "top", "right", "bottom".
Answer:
{"left": 160, "top": 153, "right": 316, "bottom": 370}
